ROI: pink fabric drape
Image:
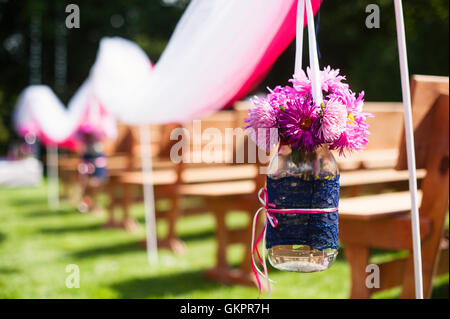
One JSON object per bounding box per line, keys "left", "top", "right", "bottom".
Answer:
{"left": 229, "top": 0, "right": 322, "bottom": 107}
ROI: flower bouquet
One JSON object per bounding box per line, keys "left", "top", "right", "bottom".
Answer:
{"left": 246, "top": 66, "right": 372, "bottom": 273}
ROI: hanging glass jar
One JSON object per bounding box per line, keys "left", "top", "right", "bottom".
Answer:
{"left": 266, "top": 144, "right": 339, "bottom": 273}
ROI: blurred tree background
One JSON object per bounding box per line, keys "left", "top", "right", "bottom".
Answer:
{"left": 0, "top": 0, "right": 448, "bottom": 154}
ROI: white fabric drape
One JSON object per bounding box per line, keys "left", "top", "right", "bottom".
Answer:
{"left": 13, "top": 78, "right": 118, "bottom": 147}
{"left": 13, "top": 37, "right": 154, "bottom": 146}
{"left": 14, "top": 80, "right": 97, "bottom": 144}
{"left": 91, "top": 0, "right": 302, "bottom": 124}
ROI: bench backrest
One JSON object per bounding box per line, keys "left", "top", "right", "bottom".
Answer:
{"left": 397, "top": 75, "right": 449, "bottom": 170}
{"left": 395, "top": 75, "right": 449, "bottom": 298}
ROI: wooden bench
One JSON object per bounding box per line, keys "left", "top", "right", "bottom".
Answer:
{"left": 106, "top": 111, "right": 244, "bottom": 253}
{"left": 340, "top": 75, "right": 449, "bottom": 298}
{"left": 114, "top": 163, "right": 258, "bottom": 253}
{"left": 176, "top": 131, "right": 267, "bottom": 287}
{"left": 105, "top": 123, "right": 181, "bottom": 232}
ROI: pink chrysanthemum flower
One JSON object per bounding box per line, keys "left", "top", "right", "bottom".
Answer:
{"left": 321, "top": 66, "right": 349, "bottom": 93}
{"left": 267, "top": 85, "right": 299, "bottom": 104}
{"left": 245, "top": 96, "right": 278, "bottom": 129}
{"left": 290, "top": 66, "right": 348, "bottom": 95}
{"left": 278, "top": 94, "right": 320, "bottom": 152}
{"left": 318, "top": 98, "right": 348, "bottom": 142}
{"left": 244, "top": 96, "right": 279, "bottom": 151}
{"left": 328, "top": 90, "right": 373, "bottom": 155}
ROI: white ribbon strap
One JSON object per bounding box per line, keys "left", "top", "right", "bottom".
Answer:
{"left": 294, "top": 0, "right": 305, "bottom": 75}
{"left": 305, "top": 0, "right": 323, "bottom": 105}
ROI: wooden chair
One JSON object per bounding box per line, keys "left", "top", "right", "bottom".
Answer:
{"left": 340, "top": 75, "right": 449, "bottom": 298}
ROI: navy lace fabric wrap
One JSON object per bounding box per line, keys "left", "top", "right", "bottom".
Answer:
{"left": 82, "top": 151, "right": 107, "bottom": 181}
{"left": 266, "top": 176, "right": 340, "bottom": 251}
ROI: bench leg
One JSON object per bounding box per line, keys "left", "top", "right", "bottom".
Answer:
{"left": 401, "top": 234, "right": 447, "bottom": 299}
{"left": 345, "top": 244, "right": 371, "bottom": 299}
{"left": 240, "top": 212, "right": 254, "bottom": 273}
{"left": 203, "top": 200, "right": 267, "bottom": 290}
{"left": 158, "top": 191, "right": 186, "bottom": 254}
{"left": 214, "top": 205, "right": 228, "bottom": 269}
{"left": 117, "top": 183, "right": 138, "bottom": 232}
{"left": 203, "top": 202, "right": 230, "bottom": 283}
{"left": 105, "top": 181, "right": 119, "bottom": 227}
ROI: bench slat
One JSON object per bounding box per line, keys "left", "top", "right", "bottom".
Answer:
{"left": 340, "top": 168, "right": 426, "bottom": 187}
{"left": 340, "top": 191, "right": 423, "bottom": 220}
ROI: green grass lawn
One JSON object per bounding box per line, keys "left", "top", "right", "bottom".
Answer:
{"left": 0, "top": 183, "right": 448, "bottom": 299}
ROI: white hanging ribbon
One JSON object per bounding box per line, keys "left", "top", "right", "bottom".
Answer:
{"left": 294, "top": 0, "right": 323, "bottom": 105}
{"left": 294, "top": 0, "right": 305, "bottom": 75}
{"left": 251, "top": 203, "right": 272, "bottom": 298}
{"left": 305, "top": 0, "right": 323, "bottom": 105}
{"left": 394, "top": 0, "right": 423, "bottom": 299}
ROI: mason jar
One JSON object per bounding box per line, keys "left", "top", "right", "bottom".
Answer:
{"left": 266, "top": 144, "right": 340, "bottom": 273}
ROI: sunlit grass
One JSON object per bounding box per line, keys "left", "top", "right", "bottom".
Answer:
{"left": 0, "top": 182, "right": 448, "bottom": 299}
